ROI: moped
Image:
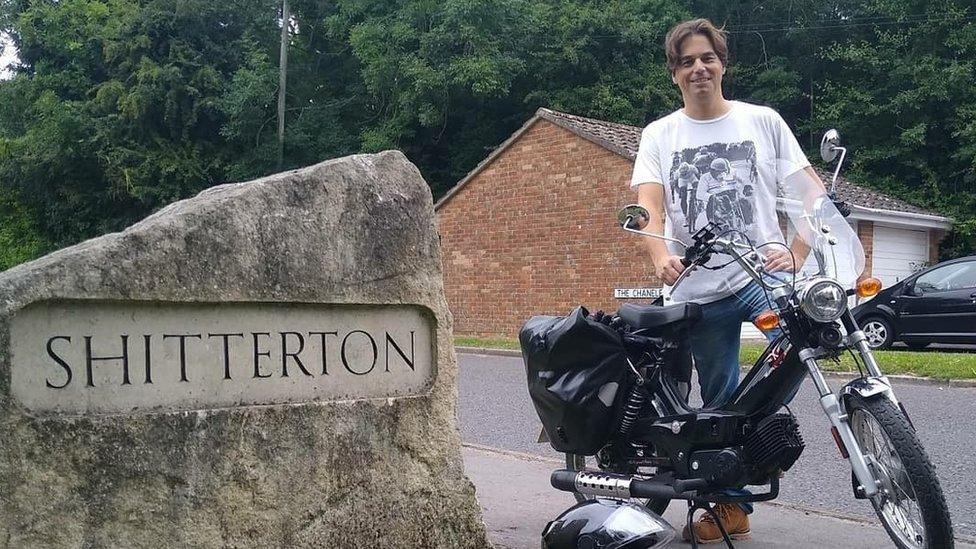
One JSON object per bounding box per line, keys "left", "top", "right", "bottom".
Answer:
{"left": 523, "top": 131, "right": 953, "bottom": 549}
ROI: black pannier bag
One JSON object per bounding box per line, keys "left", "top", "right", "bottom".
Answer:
{"left": 520, "top": 306, "right": 629, "bottom": 455}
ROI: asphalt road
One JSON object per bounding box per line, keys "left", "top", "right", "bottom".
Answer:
{"left": 457, "top": 351, "right": 976, "bottom": 539}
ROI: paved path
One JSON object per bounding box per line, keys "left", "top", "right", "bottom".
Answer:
{"left": 457, "top": 351, "right": 976, "bottom": 544}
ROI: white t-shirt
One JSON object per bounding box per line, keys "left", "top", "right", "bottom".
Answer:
{"left": 630, "top": 100, "right": 811, "bottom": 304}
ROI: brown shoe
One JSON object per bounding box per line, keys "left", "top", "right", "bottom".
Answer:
{"left": 681, "top": 503, "right": 751, "bottom": 544}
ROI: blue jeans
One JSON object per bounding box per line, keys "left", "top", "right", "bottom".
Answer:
{"left": 690, "top": 279, "right": 783, "bottom": 409}
{"left": 689, "top": 279, "right": 783, "bottom": 513}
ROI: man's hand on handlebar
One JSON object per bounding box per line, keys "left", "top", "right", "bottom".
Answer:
{"left": 763, "top": 248, "right": 795, "bottom": 273}
{"left": 654, "top": 255, "right": 687, "bottom": 286}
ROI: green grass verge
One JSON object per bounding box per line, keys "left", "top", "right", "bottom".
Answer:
{"left": 456, "top": 337, "right": 976, "bottom": 380}
{"left": 740, "top": 343, "right": 976, "bottom": 380}
{"left": 455, "top": 336, "right": 522, "bottom": 351}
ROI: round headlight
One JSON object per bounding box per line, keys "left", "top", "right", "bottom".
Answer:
{"left": 800, "top": 279, "right": 847, "bottom": 322}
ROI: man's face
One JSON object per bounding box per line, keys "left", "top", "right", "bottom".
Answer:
{"left": 672, "top": 34, "right": 724, "bottom": 100}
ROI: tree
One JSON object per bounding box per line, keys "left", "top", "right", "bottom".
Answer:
{"left": 0, "top": 0, "right": 366, "bottom": 249}
{"left": 0, "top": 0, "right": 973, "bottom": 265}
{"left": 0, "top": 186, "right": 47, "bottom": 271}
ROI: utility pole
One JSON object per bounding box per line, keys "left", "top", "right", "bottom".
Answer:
{"left": 277, "top": 0, "right": 289, "bottom": 171}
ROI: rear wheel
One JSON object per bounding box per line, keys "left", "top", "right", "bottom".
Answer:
{"left": 564, "top": 453, "right": 670, "bottom": 516}
{"left": 847, "top": 395, "right": 953, "bottom": 548}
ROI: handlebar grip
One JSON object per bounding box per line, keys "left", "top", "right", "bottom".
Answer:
{"left": 680, "top": 256, "right": 692, "bottom": 268}
{"left": 550, "top": 470, "right": 579, "bottom": 492}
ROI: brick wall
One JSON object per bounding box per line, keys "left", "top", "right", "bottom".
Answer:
{"left": 436, "top": 119, "right": 656, "bottom": 337}
{"left": 857, "top": 220, "right": 874, "bottom": 279}
{"left": 929, "top": 229, "right": 946, "bottom": 264}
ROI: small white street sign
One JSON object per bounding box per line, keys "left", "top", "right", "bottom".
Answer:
{"left": 614, "top": 288, "right": 662, "bottom": 299}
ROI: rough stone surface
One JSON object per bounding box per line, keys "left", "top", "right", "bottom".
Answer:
{"left": 0, "top": 151, "right": 489, "bottom": 548}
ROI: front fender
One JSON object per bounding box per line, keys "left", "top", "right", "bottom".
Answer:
{"left": 839, "top": 376, "right": 897, "bottom": 410}
{"left": 854, "top": 303, "right": 896, "bottom": 324}
{"left": 839, "top": 376, "right": 915, "bottom": 431}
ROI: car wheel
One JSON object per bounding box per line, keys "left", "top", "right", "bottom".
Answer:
{"left": 861, "top": 317, "right": 894, "bottom": 350}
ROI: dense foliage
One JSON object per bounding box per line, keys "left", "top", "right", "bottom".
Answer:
{"left": 0, "top": 0, "right": 974, "bottom": 264}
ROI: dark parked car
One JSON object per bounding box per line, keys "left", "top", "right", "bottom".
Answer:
{"left": 852, "top": 255, "right": 976, "bottom": 349}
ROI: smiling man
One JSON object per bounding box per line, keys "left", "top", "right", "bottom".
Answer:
{"left": 630, "top": 18, "right": 823, "bottom": 543}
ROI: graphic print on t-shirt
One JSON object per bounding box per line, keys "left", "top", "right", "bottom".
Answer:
{"left": 667, "top": 141, "right": 759, "bottom": 233}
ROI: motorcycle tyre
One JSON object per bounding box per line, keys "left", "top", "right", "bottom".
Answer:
{"left": 847, "top": 395, "right": 953, "bottom": 549}
{"left": 564, "top": 453, "right": 670, "bottom": 516}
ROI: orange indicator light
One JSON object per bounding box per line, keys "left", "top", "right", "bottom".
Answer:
{"left": 753, "top": 310, "right": 780, "bottom": 332}
{"left": 856, "top": 277, "right": 883, "bottom": 298}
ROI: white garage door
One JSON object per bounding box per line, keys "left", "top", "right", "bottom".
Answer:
{"left": 872, "top": 225, "right": 929, "bottom": 287}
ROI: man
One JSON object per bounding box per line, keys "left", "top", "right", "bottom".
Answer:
{"left": 630, "top": 18, "right": 822, "bottom": 543}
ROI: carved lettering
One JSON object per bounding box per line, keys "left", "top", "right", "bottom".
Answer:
{"left": 385, "top": 331, "right": 415, "bottom": 372}
{"left": 143, "top": 335, "right": 153, "bottom": 384}
{"left": 39, "top": 329, "right": 422, "bottom": 388}
{"left": 341, "top": 330, "right": 377, "bottom": 376}
{"left": 280, "top": 331, "right": 311, "bottom": 377}
{"left": 45, "top": 336, "right": 72, "bottom": 389}
{"left": 84, "top": 335, "right": 130, "bottom": 387}
{"left": 308, "top": 331, "right": 338, "bottom": 375}
{"left": 163, "top": 334, "right": 202, "bottom": 382}
{"left": 208, "top": 333, "right": 244, "bottom": 380}
{"left": 13, "top": 304, "right": 435, "bottom": 413}
{"left": 252, "top": 332, "right": 272, "bottom": 379}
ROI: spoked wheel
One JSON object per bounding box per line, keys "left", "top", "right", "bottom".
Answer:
{"left": 564, "top": 453, "right": 670, "bottom": 515}
{"left": 847, "top": 395, "right": 953, "bottom": 548}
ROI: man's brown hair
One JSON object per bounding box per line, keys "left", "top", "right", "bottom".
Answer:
{"left": 664, "top": 18, "right": 729, "bottom": 74}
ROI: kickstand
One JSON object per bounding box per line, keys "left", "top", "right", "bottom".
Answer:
{"left": 686, "top": 500, "right": 735, "bottom": 549}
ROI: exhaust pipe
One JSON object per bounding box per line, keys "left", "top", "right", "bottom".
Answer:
{"left": 550, "top": 469, "right": 708, "bottom": 500}
{"left": 553, "top": 470, "right": 634, "bottom": 498}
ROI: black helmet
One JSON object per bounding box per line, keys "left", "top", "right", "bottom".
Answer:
{"left": 541, "top": 499, "right": 675, "bottom": 549}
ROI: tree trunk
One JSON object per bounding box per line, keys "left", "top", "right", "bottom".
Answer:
{"left": 277, "top": 0, "right": 289, "bottom": 171}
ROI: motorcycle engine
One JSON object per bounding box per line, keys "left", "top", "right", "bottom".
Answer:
{"left": 687, "top": 414, "right": 804, "bottom": 488}
{"left": 744, "top": 413, "right": 805, "bottom": 481}
{"left": 687, "top": 448, "right": 747, "bottom": 487}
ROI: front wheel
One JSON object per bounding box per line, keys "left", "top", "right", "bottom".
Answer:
{"left": 564, "top": 453, "right": 670, "bottom": 516}
{"left": 847, "top": 395, "right": 953, "bottom": 548}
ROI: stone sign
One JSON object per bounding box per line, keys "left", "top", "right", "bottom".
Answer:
{"left": 11, "top": 301, "right": 434, "bottom": 414}
{"left": 0, "top": 151, "right": 488, "bottom": 548}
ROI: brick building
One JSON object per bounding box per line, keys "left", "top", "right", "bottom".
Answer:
{"left": 435, "top": 108, "right": 952, "bottom": 338}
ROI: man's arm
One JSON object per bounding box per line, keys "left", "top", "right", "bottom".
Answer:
{"left": 765, "top": 166, "right": 826, "bottom": 272}
{"left": 636, "top": 183, "right": 686, "bottom": 285}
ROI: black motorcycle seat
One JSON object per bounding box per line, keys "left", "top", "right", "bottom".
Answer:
{"left": 616, "top": 302, "right": 701, "bottom": 332}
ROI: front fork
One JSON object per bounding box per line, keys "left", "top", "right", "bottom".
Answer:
{"left": 799, "top": 329, "right": 898, "bottom": 499}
